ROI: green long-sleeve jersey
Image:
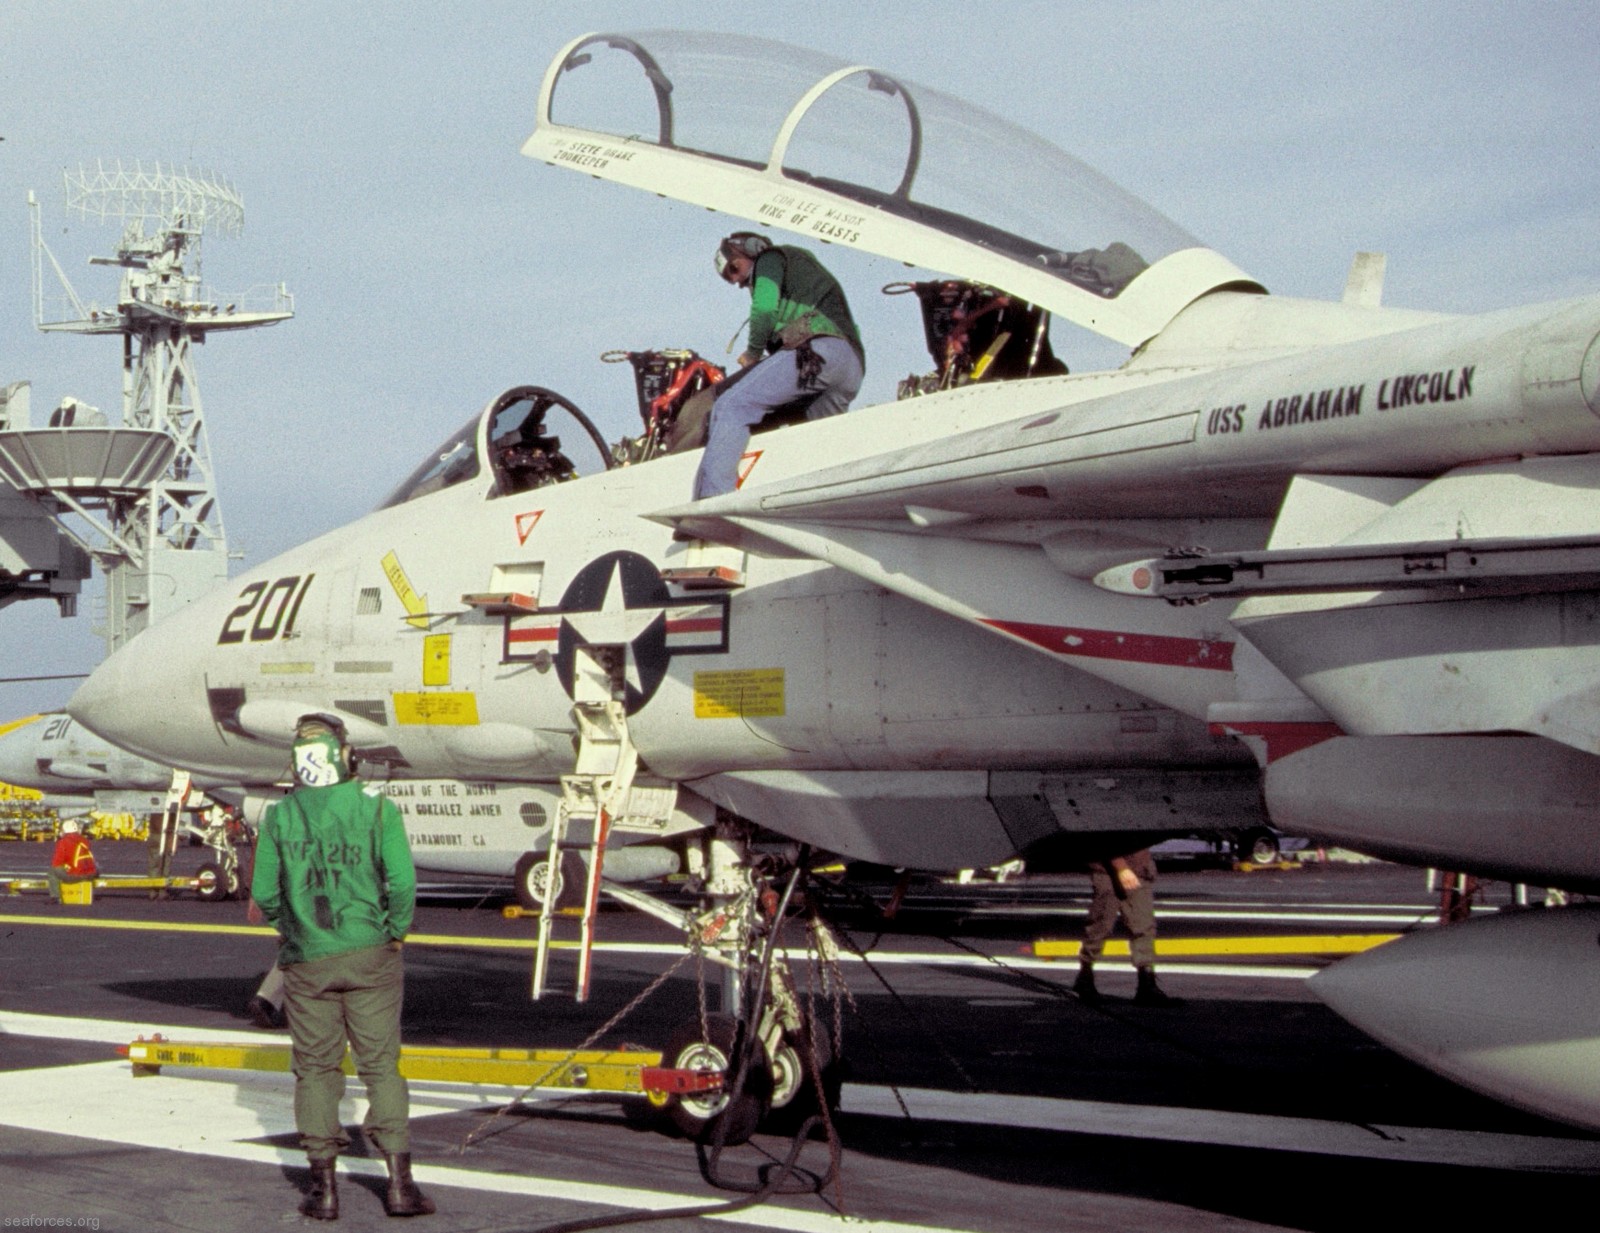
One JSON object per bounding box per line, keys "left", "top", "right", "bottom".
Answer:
{"left": 743, "top": 244, "right": 864, "bottom": 364}
{"left": 251, "top": 778, "right": 417, "bottom": 965}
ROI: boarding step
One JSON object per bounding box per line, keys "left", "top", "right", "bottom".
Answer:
{"left": 660, "top": 564, "right": 744, "bottom": 590}
{"left": 533, "top": 695, "right": 638, "bottom": 1003}
{"left": 460, "top": 591, "right": 540, "bottom": 614}
{"left": 662, "top": 539, "right": 745, "bottom": 590}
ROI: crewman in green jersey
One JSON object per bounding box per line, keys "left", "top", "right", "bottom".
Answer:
{"left": 694, "top": 231, "right": 865, "bottom": 499}
{"left": 252, "top": 713, "right": 434, "bottom": 1220}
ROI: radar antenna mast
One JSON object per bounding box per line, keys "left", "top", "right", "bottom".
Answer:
{"left": 15, "top": 160, "right": 293, "bottom": 650}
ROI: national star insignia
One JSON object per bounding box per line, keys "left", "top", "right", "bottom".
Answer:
{"left": 561, "top": 560, "right": 667, "bottom": 694}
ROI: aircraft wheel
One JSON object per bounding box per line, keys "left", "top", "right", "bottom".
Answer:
{"left": 663, "top": 1013, "right": 771, "bottom": 1146}
{"left": 1241, "top": 828, "right": 1281, "bottom": 865}
{"left": 514, "top": 851, "right": 586, "bottom": 912}
{"left": 514, "top": 852, "right": 561, "bottom": 912}
{"left": 194, "top": 860, "right": 231, "bottom": 902}
{"left": 770, "top": 1038, "right": 805, "bottom": 1110}
{"left": 761, "top": 1021, "right": 842, "bottom": 1136}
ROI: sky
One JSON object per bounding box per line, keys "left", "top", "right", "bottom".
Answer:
{"left": 2, "top": 0, "right": 1598, "bottom": 719}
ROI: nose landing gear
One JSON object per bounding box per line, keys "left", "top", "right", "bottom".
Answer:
{"left": 633, "top": 824, "right": 846, "bottom": 1149}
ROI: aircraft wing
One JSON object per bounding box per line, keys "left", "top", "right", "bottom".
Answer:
{"left": 522, "top": 31, "right": 1262, "bottom": 348}
{"left": 651, "top": 373, "right": 1226, "bottom": 528}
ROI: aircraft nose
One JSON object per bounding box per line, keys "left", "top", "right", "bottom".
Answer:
{"left": 0, "top": 715, "right": 46, "bottom": 784}
{"left": 68, "top": 588, "right": 299, "bottom": 785}
{"left": 67, "top": 618, "right": 208, "bottom": 768}
{"left": 66, "top": 640, "right": 146, "bottom": 755}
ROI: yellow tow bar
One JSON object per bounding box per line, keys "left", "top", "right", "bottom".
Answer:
{"left": 120, "top": 1036, "right": 721, "bottom": 1107}
{"left": 1, "top": 875, "right": 201, "bottom": 897}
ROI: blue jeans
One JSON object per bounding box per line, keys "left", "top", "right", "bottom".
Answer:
{"left": 692, "top": 337, "right": 863, "bottom": 499}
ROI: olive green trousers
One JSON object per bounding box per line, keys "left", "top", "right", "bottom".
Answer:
{"left": 281, "top": 942, "right": 409, "bottom": 1159}
{"left": 1081, "top": 854, "right": 1159, "bottom": 970}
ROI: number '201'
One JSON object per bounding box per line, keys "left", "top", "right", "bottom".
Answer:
{"left": 217, "top": 575, "right": 315, "bottom": 645}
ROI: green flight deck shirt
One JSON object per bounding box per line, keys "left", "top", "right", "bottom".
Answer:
{"left": 743, "top": 244, "right": 864, "bottom": 365}
{"left": 251, "top": 779, "right": 417, "bottom": 966}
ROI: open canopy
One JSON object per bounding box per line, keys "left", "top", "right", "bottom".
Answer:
{"left": 523, "top": 30, "right": 1264, "bottom": 348}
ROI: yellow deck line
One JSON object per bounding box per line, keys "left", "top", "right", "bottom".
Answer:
{"left": 1032, "top": 934, "right": 1399, "bottom": 958}
{"left": 0, "top": 914, "right": 560, "bottom": 950}
{"left": 4, "top": 876, "right": 197, "bottom": 891}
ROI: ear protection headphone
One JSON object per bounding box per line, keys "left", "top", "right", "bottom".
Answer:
{"left": 293, "top": 712, "right": 354, "bottom": 785}
{"left": 723, "top": 231, "right": 771, "bottom": 258}
{"left": 715, "top": 231, "right": 772, "bottom": 277}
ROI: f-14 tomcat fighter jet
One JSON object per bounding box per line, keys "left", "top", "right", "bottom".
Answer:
{"left": 0, "top": 712, "right": 177, "bottom": 807}
{"left": 70, "top": 31, "right": 1600, "bottom": 1134}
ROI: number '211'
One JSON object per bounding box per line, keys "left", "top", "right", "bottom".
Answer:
{"left": 217, "top": 575, "right": 315, "bottom": 645}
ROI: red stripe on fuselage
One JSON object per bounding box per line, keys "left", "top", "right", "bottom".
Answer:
{"left": 510, "top": 616, "right": 722, "bottom": 642}
{"left": 507, "top": 624, "right": 561, "bottom": 644}
{"left": 665, "top": 617, "right": 724, "bottom": 634}
{"left": 981, "top": 619, "right": 1234, "bottom": 671}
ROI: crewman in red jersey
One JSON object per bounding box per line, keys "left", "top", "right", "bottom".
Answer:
{"left": 48, "top": 818, "right": 97, "bottom": 902}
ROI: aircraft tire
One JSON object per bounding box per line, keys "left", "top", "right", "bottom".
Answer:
{"left": 663, "top": 1013, "right": 771, "bottom": 1146}
{"left": 513, "top": 851, "right": 586, "bottom": 912}
{"left": 761, "top": 1020, "right": 843, "bottom": 1136}
{"left": 518, "top": 850, "right": 563, "bottom": 908}
{"left": 1240, "top": 828, "right": 1281, "bottom": 865}
{"left": 194, "top": 860, "right": 231, "bottom": 902}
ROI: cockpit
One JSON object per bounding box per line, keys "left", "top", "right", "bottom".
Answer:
{"left": 381, "top": 386, "right": 612, "bottom": 509}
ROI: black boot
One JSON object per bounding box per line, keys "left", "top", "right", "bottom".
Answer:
{"left": 1072, "top": 962, "right": 1099, "bottom": 1002}
{"left": 1134, "top": 968, "right": 1179, "bottom": 1006}
{"left": 303, "top": 1158, "right": 339, "bottom": 1221}
{"left": 383, "top": 1152, "right": 435, "bottom": 1217}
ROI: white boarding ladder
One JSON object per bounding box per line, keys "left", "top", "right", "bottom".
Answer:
{"left": 531, "top": 687, "right": 639, "bottom": 1002}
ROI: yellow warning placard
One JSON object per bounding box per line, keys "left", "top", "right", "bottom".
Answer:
{"left": 393, "top": 692, "right": 480, "bottom": 726}
{"left": 381, "top": 550, "right": 430, "bottom": 630}
{"left": 422, "top": 635, "right": 452, "bottom": 687}
{"left": 693, "top": 669, "right": 785, "bottom": 719}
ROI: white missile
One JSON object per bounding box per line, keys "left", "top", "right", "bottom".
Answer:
{"left": 1310, "top": 906, "right": 1600, "bottom": 1132}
